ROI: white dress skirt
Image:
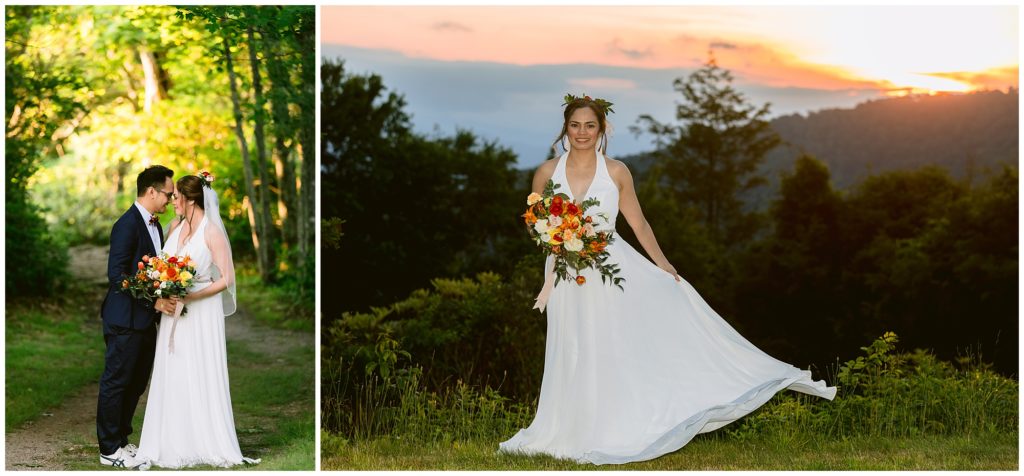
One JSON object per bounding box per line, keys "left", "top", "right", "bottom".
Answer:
{"left": 135, "top": 217, "right": 253, "bottom": 468}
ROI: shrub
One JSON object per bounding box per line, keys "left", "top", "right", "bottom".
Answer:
{"left": 5, "top": 195, "right": 69, "bottom": 297}
{"left": 727, "top": 332, "right": 1018, "bottom": 440}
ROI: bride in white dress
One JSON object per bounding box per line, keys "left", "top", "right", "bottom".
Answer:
{"left": 498, "top": 96, "right": 836, "bottom": 465}
{"left": 134, "top": 173, "right": 258, "bottom": 469}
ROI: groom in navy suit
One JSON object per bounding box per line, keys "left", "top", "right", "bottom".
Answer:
{"left": 97, "top": 165, "right": 178, "bottom": 468}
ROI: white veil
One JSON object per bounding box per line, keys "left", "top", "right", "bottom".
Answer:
{"left": 203, "top": 182, "right": 237, "bottom": 317}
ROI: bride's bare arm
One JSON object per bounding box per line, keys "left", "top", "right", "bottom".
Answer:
{"left": 183, "top": 224, "right": 234, "bottom": 302}
{"left": 532, "top": 159, "right": 558, "bottom": 194}
{"left": 610, "top": 160, "right": 681, "bottom": 281}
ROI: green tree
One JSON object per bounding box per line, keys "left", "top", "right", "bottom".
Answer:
{"left": 732, "top": 160, "right": 1017, "bottom": 375}
{"left": 633, "top": 55, "right": 781, "bottom": 245}
{"left": 842, "top": 166, "right": 1016, "bottom": 371}
{"left": 733, "top": 155, "right": 844, "bottom": 364}
{"left": 5, "top": 6, "right": 89, "bottom": 295}
{"left": 320, "top": 59, "right": 411, "bottom": 221}
{"left": 177, "top": 6, "right": 316, "bottom": 285}
{"left": 20, "top": 6, "right": 243, "bottom": 247}
{"left": 320, "top": 60, "right": 529, "bottom": 316}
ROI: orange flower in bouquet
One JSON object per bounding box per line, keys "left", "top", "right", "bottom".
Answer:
{"left": 123, "top": 252, "right": 198, "bottom": 316}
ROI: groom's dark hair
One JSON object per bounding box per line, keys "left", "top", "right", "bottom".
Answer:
{"left": 137, "top": 165, "right": 174, "bottom": 197}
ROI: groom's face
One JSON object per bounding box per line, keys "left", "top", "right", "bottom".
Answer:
{"left": 153, "top": 177, "right": 174, "bottom": 214}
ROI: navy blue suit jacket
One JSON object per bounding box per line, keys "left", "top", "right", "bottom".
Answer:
{"left": 101, "top": 205, "right": 164, "bottom": 330}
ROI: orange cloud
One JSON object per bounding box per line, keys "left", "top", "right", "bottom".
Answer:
{"left": 655, "top": 34, "right": 881, "bottom": 91}
{"left": 926, "top": 66, "right": 1020, "bottom": 92}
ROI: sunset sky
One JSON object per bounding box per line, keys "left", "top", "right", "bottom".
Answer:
{"left": 322, "top": 5, "right": 1018, "bottom": 166}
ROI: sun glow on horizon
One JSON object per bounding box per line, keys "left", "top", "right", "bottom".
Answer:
{"left": 772, "top": 6, "right": 1018, "bottom": 95}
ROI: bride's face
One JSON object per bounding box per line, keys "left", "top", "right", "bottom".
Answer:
{"left": 566, "top": 107, "right": 601, "bottom": 151}
{"left": 172, "top": 185, "right": 185, "bottom": 216}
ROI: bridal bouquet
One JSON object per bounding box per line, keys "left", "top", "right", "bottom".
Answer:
{"left": 522, "top": 180, "right": 624, "bottom": 289}
{"left": 122, "top": 252, "right": 197, "bottom": 316}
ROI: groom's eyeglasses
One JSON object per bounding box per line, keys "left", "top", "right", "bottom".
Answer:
{"left": 154, "top": 187, "right": 174, "bottom": 201}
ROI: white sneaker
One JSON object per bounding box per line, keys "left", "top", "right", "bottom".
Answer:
{"left": 100, "top": 447, "right": 139, "bottom": 469}
{"left": 121, "top": 443, "right": 138, "bottom": 457}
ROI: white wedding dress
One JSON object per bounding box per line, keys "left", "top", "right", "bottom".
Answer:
{"left": 498, "top": 150, "right": 837, "bottom": 465}
{"left": 135, "top": 216, "right": 250, "bottom": 469}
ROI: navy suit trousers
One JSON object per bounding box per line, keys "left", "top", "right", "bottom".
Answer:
{"left": 96, "top": 320, "right": 157, "bottom": 455}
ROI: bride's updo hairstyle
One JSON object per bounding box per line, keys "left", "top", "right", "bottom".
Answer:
{"left": 551, "top": 94, "right": 612, "bottom": 155}
{"left": 176, "top": 175, "right": 206, "bottom": 211}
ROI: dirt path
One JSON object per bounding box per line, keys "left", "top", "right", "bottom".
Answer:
{"left": 5, "top": 245, "right": 309, "bottom": 470}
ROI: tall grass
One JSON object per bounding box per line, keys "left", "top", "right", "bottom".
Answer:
{"left": 322, "top": 362, "right": 536, "bottom": 461}
{"left": 323, "top": 340, "right": 534, "bottom": 445}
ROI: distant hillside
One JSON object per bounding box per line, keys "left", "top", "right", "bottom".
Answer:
{"left": 618, "top": 89, "right": 1018, "bottom": 195}
{"left": 768, "top": 89, "right": 1018, "bottom": 188}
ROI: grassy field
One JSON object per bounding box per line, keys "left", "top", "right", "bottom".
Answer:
{"left": 235, "top": 265, "right": 314, "bottom": 332}
{"left": 6, "top": 257, "right": 315, "bottom": 470}
{"left": 323, "top": 431, "right": 1018, "bottom": 470}
{"left": 5, "top": 289, "right": 107, "bottom": 432}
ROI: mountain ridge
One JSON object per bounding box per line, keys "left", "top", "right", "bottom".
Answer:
{"left": 613, "top": 89, "right": 1018, "bottom": 192}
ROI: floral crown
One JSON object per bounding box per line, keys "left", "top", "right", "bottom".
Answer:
{"left": 562, "top": 93, "right": 615, "bottom": 115}
{"left": 197, "top": 170, "right": 215, "bottom": 188}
